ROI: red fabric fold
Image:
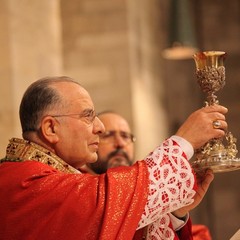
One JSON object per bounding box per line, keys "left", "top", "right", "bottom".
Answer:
{"left": 0, "top": 160, "right": 149, "bottom": 240}
{"left": 192, "top": 224, "right": 212, "bottom": 240}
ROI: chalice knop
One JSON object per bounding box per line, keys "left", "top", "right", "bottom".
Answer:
{"left": 191, "top": 51, "right": 240, "bottom": 173}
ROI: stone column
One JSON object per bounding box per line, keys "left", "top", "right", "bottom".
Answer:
{"left": 127, "top": 0, "right": 168, "bottom": 159}
{"left": 0, "top": 0, "right": 63, "bottom": 156}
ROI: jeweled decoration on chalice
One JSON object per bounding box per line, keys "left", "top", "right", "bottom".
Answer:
{"left": 191, "top": 51, "right": 240, "bottom": 173}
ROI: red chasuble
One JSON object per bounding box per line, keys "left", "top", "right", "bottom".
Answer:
{"left": 0, "top": 160, "right": 149, "bottom": 240}
{"left": 0, "top": 138, "right": 196, "bottom": 240}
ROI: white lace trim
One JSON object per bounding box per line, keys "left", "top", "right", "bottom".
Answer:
{"left": 137, "top": 137, "right": 196, "bottom": 239}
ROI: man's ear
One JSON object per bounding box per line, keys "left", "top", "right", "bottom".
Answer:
{"left": 40, "top": 116, "right": 59, "bottom": 144}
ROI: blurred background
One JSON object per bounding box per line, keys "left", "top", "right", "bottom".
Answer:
{"left": 0, "top": 0, "right": 239, "bottom": 239}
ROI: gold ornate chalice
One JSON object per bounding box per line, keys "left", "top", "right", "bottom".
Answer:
{"left": 191, "top": 51, "right": 240, "bottom": 173}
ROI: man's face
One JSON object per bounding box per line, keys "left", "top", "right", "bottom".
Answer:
{"left": 89, "top": 113, "right": 135, "bottom": 174}
{"left": 48, "top": 82, "right": 105, "bottom": 169}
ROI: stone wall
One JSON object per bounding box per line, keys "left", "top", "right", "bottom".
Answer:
{"left": 60, "top": 0, "right": 168, "bottom": 159}
{"left": 0, "top": 0, "right": 62, "bottom": 155}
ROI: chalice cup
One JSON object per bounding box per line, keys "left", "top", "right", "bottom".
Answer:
{"left": 191, "top": 51, "right": 240, "bottom": 173}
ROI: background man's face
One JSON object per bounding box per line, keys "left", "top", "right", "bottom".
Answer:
{"left": 89, "top": 113, "right": 135, "bottom": 174}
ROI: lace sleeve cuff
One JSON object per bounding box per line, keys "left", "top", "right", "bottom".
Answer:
{"left": 171, "top": 135, "right": 194, "bottom": 160}
{"left": 169, "top": 212, "right": 189, "bottom": 231}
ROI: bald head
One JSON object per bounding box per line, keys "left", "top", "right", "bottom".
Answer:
{"left": 20, "top": 76, "right": 81, "bottom": 134}
{"left": 98, "top": 112, "right": 132, "bottom": 133}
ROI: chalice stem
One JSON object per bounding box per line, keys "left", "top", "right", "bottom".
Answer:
{"left": 206, "top": 93, "right": 218, "bottom": 106}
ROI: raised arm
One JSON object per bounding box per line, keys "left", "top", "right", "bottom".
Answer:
{"left": 137, "top": 105, "right": 228, "bottom": 238}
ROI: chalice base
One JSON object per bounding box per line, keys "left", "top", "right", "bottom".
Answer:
{"left": 191, "top": 155, "right": 240, "bottom": 173}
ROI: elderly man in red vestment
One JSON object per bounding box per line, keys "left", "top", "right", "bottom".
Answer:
{"left": 0, "top": 76, "right": 227, "bottom": 239}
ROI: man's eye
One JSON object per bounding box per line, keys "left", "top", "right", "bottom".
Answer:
{"left": 121, "top": 133, "right": 130, "bottom": 139}
{"left": 83, "top": 111, "right": 96, "bottom": 122}
{"left": 101, "top": 132, "right": 112, "bottom": 138}
{"left": 85, "top": 114, "right": 92, "bottom": 119}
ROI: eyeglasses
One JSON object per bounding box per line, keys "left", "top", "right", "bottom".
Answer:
{"left": 99, "top": 130, "right": 136, "bottom": 144}
{"left": 51, "top": 109, "right": 97, "bottom": 125}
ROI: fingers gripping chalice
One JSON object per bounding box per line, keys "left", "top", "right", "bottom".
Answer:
{"left": 191, "top": 51, "right": 240, "bottom": 173}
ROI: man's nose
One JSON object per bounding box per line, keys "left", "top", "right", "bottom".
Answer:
{"left": 113, "top": 134, "right": 127, "bottom": 148}
{"left": 94, "top": 117, "right": 105, "bottom": 134}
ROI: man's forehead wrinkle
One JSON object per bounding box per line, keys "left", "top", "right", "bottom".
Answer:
{"left": 60, "top": 92, "right": 94, "bottom": 111}
{"left": 81, "top": 108, "right": 95, "bottom": 115}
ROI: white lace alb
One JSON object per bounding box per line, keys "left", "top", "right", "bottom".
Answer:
{"left": 137, "top": 137, "right": 196, "bottom": 239}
